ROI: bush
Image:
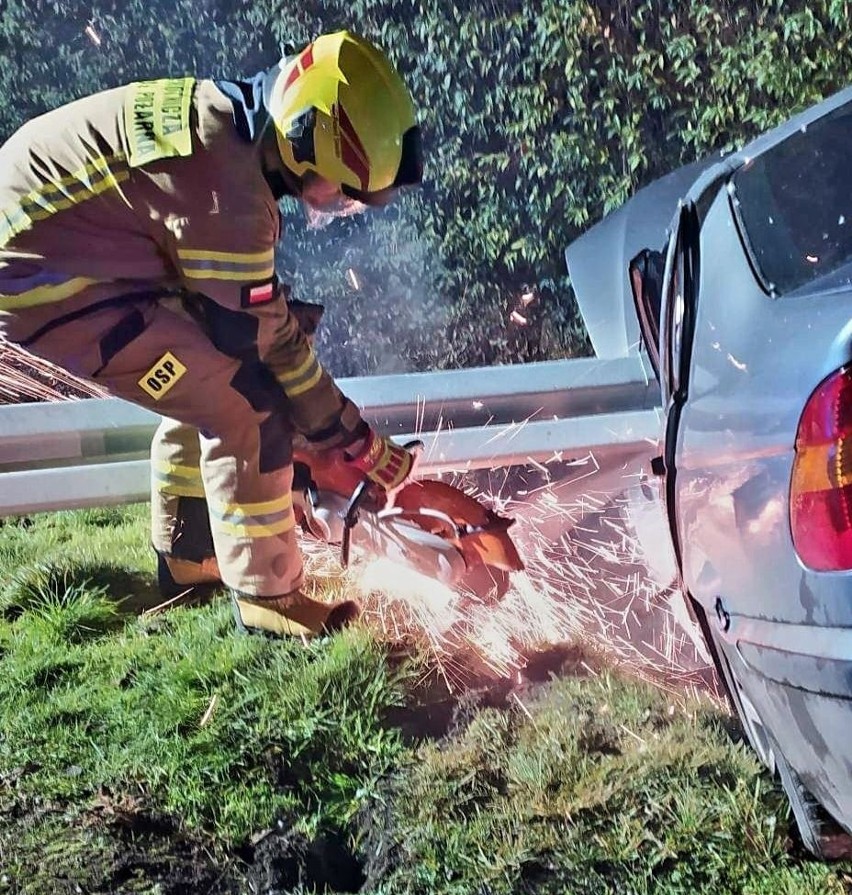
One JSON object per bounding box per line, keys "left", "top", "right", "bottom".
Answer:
{"left": 2, "top": 0, "right": 852, "bottom": 371}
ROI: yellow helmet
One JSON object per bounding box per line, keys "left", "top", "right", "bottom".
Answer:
{"left": 265, "top": 31, "right": 423, "bottom": 205}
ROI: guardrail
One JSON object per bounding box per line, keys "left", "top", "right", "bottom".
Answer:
{"left": 0, "top": 355, "right": 662, "bottom": 515}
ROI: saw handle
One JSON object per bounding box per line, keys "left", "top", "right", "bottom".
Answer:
{"left": 341, "top": 479, "right": 372, "bottom": 568}
{"left": 340, "top": 440, "right": 423, "bottom": 568}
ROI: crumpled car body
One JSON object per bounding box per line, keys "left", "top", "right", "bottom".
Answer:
{"left": 566, "top": 85, "right": 852, "bottom": 857}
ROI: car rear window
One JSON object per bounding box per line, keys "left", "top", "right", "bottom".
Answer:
{"left": 731, "top": 100, "right": 852, "bottom": 295}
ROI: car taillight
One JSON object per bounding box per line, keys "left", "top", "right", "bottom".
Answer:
{"left": 790, "top": 364, "right": 852, "bottom": 571}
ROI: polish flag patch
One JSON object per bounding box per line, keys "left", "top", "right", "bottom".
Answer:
{"left": 241, "top": 277, "right": 277, "bottom": 308}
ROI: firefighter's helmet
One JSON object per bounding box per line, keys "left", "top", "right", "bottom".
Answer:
{"left": 265, "top": 31, "right": 422, "bottom": 206}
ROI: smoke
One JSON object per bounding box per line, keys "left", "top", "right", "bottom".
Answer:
{"left": 275, "top": 194, "right": 455, "bottom": 377}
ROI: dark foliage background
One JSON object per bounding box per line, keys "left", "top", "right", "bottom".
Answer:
{"left": 2, "top": 1, "right": 852, "bottom": 374}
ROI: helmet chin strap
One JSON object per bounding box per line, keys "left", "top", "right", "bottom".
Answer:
{"left": 258, "top": 124, "right": 303, "bottom": 200}
{"left": 260, "top": 59, "right": 287, "bottom": 113}
{"left": 259, "top": 60, "right": 306, "bottom": 200}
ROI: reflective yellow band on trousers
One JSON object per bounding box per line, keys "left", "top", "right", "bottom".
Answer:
{"left": 209, "top": 492, "right": 295, "bottom": 538}
{"left": 152, "top": 459, "right": 206, "bottom": 498}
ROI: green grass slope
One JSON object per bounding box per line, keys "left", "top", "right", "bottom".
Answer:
{"left": 0, "top": 507, "right": 849, "bottom": 894}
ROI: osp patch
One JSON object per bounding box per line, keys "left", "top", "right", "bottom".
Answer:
{"left": 138, "top": 351, "right": 187, "bottom": 400}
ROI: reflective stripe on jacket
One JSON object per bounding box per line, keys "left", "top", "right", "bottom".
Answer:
{"left": 0, "top": 78, "right": 362, "bottom": 445}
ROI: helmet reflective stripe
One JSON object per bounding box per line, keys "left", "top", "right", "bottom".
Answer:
{"left": 282, "top": 45, "right": 316, "bottom": 93}
{"left": 339, "top": 105, "right": 370, "bottom": 190}
{"left": 266, "top": 31, "right": 422, "bottom": 197}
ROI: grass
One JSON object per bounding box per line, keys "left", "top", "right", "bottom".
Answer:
{"left": 0, "top": 509, "right": 407, "bottom": 842}
{"left": 0, "top": 506, "right": 850, "bottom": 894}
{"left": 374, "top": 677, "right": 850, "bottom": 894}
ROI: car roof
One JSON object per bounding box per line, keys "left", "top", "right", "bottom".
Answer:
{"left": 685, "top": 84, "right": 852, "bottom": 208}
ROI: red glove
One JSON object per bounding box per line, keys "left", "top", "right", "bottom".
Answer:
{"left": 344, "top": 427, "right": 419, "bottom": 494}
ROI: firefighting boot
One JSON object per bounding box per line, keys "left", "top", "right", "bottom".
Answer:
{"left": 230, "top": 589, "right": 361, "bottom": 638}
{"left": 154, "top": 495, "right": 222, "bottom": 600}
{"left": 157, "top": 552, "right": 223, "bottom": 600}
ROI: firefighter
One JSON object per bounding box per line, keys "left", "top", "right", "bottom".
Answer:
{"left": 0, "top": 31, "right": 423, "bottom": 637}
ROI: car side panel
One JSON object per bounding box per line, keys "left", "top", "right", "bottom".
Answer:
{"left": 674, "top": 186, "right": 852, "bottom": 828}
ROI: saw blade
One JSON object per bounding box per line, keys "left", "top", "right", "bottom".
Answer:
{"left": 347, "top": 510, "right": 469, "bottom": 585}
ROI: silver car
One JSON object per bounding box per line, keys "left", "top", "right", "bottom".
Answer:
{"left": 566, "top": 86, "right": 852, "bottom": 857}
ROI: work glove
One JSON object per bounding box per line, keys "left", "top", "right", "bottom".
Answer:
{"left": 344, "top": 426, "right": 420, "bottom": 499}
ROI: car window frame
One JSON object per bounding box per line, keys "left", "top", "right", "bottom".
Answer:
{"left": 659, "top": 205, "right": 683, "bottom": 403}
{"left": 727, "top": 98, "right": 852, "bottom": 298}
{"left": 660, "top": 201, "right": 700, "bottom": 405}
{"left": 628, "top": 248, "right": 664, "bottom": 379}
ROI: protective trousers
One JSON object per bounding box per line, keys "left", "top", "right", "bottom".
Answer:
{"left": 19, "top": 292, "right": 304, "bottom": 598}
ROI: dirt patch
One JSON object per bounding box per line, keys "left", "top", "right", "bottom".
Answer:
{"left": 0, "top": 788, "right": 374, "bottom": 894}
{"left": 0, "top": 795, "right": 239, "bottom": 895}
{"left": 383, "top": 640, "right": 603, "bottom": 744}
{"left": 91, "top": 814, "right": 230, "bottom": 894}
{"left": 1, "top": 643, "right": 602, "bottom": 895}
{"left": 241, "top": 827, "right": 366, "bottom": 894}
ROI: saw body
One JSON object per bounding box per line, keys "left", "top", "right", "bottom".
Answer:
{"left": 291, "top": 448, "right": 524, "bottom": 593}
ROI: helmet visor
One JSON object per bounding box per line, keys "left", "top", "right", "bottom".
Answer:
{"left": 340, "top": 183, "right": 399, "bottom": 208}
{"left": 303, "top": 191, "right": 370, "bottom": 229}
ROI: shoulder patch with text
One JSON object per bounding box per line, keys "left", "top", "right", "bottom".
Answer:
{"left": 241, "top": 276, "right": 277, "bottom": 308}
{"left": 138, "top": 351, "right": 187, "bottom": 400}
{"left": 125, "top": 77, "right": 195, "bottom": 168}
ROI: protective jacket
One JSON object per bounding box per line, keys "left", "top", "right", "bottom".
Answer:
{"left": 0, "top": 77, "right": 366, "bottom": 598}
{"left": 0, "top": 76, "right": 362, "bottom": 447}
